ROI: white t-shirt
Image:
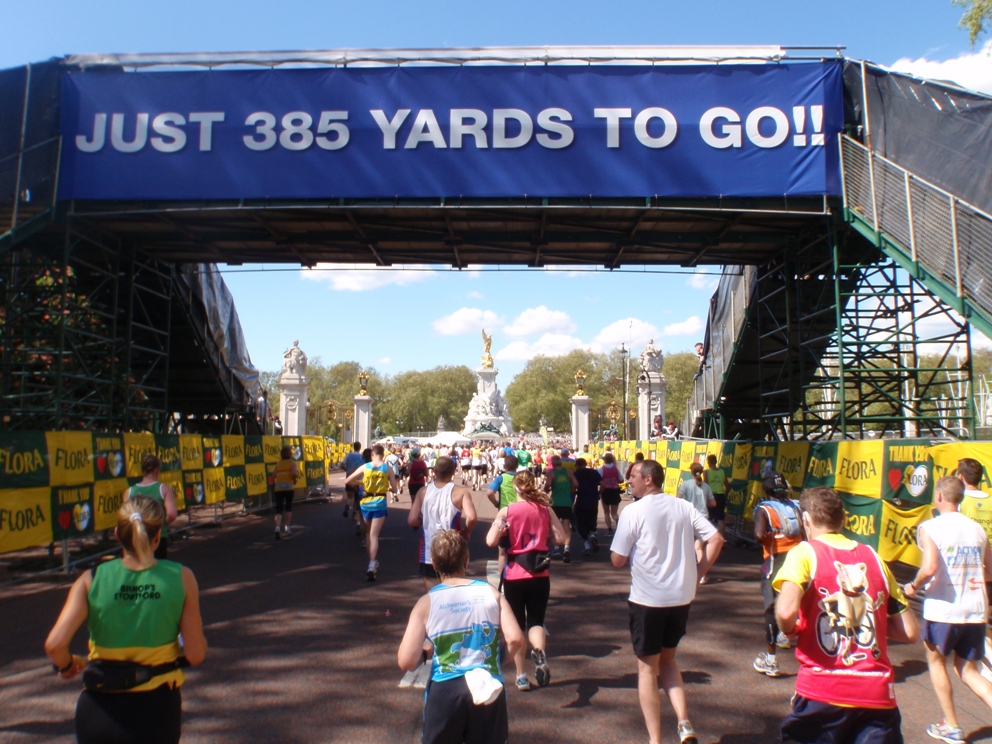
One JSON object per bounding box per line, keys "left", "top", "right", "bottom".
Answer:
{"left": 919, "top": 511, "right": 989, "bottom": 624}
{"left": 676, "top": 479, "right": 713, "bottom": 519}
{"left": 611, "top": 492, "right": 718, "bottom": 607}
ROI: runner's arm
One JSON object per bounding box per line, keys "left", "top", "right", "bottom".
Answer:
{"left": 775, "top": 580, "right": 804, "bottom": 636}
{"left": 696, "top": 530, "right": 725, "bottom": 577}
{"left": 387, "top": 468, "right": 398, "bottom": 494}
{"left": 343, "top": 467, "right": 362, "bottom": 486}
{"left": 753, "top": 507, "right": 770, "bottom": 541}
{"left": 886, "top": 605, "right": 920, "bottom": 644}
{"left": 179, "top": 567, "right": 207, "bottom": 665}
{"left": 485, "top": 507, "right": 509, "bottom": 548}
{"left": 407, "top": 489, "right": 425, "bottom": 528}
{"left": 548, "top": 509, "right": 568, "bottom": 546}
{"left": 162, "top": 484, "right": 179, "bottom": 525}
{"left": 44, "top": 571, "right": 92, "bottom": 678}
{"left": 458, "top": 487, "right": 477, "bottom": 538}
{"left": 397, "top": 594, "right": 431, "bottom": 671}
{"left": 904, "top": 528, "right": 938, "bottom": 597}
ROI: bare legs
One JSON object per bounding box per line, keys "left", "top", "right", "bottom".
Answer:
{"left": 636, "top": 648, "right": 689, "bottom": 744}
{"left": 513, "top": 625, "right": 547, "bottom": 680}
{"left": 925, "top": 641, "right": 992, "bottom": 729}
{"left": 365, "top": 515, "right": 385, "bottom": 562}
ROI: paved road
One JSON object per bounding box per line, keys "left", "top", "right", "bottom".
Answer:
{"left": 2, "top": 472, "right": 991, "bottom": 743}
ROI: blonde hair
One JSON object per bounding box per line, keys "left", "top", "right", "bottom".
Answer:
{"left": 118, "top": 495, "right": 164, "bottom": 568}
{"left": 513, "top": 471, "right": 551, "bottom": 506}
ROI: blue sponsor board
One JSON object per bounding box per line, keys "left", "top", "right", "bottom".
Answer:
{"left": 59, "top": 62, "right": 842, "bottom": 201}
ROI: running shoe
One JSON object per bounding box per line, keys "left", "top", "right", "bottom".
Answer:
{"left": 605, "top": 529, "right": 614, "bottom": 538}
{"left": 677, "top": 720, "right": 698, "bottom": 744}
{"left": 282, "top": 525, "right": 291, "bottom": 535}
{"left": 590, "top": 534, "right": 599, "bottom": 553}
{"left": 515, "top": 675, "right": 531, "bottom": 691}
{"left": 367, "top": 560, "right": 379, "bottom": 582}
{"left": 355, "top": 525, "right": 363, "bottom": 537}
{"left": 342, "top": 506, "right": 349, "bottom": 518}
{"left": 550, "top": 546, "right": 562, "bottom": 560}
{"left": 562, "top": 548, "right": 571, "bottom": 564}
{"left": 274, "top": 529, "right": 281, "bottom": 541}
{"left": 531, "top": 648, "right": 551, "bottom": 687}
{"left": 776, "top": 632, "right": 794, "bottom": 649}
{"left": 753, "top": 652, "right": 781, "bottom": 677}
{"left": 926, "top": 722, "right": 964, "bottom": 743}
{"left": 583, "top": 541, "right": 592, "bottom": 556}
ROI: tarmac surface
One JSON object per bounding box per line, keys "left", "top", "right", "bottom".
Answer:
{"left": 2, "top": 471, "right": 992, "bottom": 744}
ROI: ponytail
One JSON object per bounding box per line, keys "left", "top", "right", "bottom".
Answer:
{"left": 118, "top": 495, "right": 164, "bottom": 568}
{"left": 512, "top": 471, "right": 551, "bottom": 506}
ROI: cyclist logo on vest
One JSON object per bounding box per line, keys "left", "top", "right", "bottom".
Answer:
{"left": 450, "top": 622, "right": 497, "bottom": 668}
{"left": 815, "top": 561, "right": 885, "bottom": 666}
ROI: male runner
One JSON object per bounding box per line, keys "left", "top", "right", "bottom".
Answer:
{"left": 703, "top": 453, "right": 727, "bottom": 536}
{"left": 611, "top": 459, "right": 724, "bottom": 744}
{"left": 125, "top": 454, "right": 179, "bottom": 560}
{"left": 487, "top": 454, "right": 519, "bottom": 577}
{"left": 516, "top": 445, "right": 533, "bottom": 474}
{"left": 408, "top": 456, "right": 477, "bottom": 589}
{"left": 544, "top": 455, "right": 578, "bottom": 563}
{"left": 905, "top": 476, "right": 992, "bottom": 743}
{"left": 343, "top": 444, "right": 396, "bottom": 581}
{"left": 775, "top": 486, "right": 918, "bottom": 744}
{"left": 342, "top": 441, "right": 364, "bottom": 521}
{"left": 958, "top": 458, "right": 992, "bottom": 544}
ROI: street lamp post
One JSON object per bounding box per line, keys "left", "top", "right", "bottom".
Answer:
{"left": 619, "top": 344, "right": 629, "bottom": 439}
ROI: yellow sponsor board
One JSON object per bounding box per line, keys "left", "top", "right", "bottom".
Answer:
{"left": 93, "top": 478, "right": 129, "bottom": 531}
{"left": 161, "top": 470, "right": 185, "bottom": 511}
{"left": 180, "top": 434, "right": 203, "bottom": 470}
{"left": 263, "top": 436, "right": 283, "bottom": 464}
{"left": 46, "top": 431, "right": 95, "bottom": 486}
{"left": 0, "top": 486, "right": 51, "bottom": 553}
{"left": 679, "top": 445, "right": 697, "bottom": 474}
{"left": 123, "top": 433, "right": 156, "bottom": 478}
{"left": 246, "top": 463, "right": 268, "bottom": 496}
{"left": 776, "top": 442, "right": 810, "bottom": 489}
{"left": 877, "top": 501, "right": 931, "bottom": 567}
{"left": 928, "top": 442, "right": 992, "bottom": 486}
{"left": 731, "top": 443, "right": 752, "bottom": 482}
{"left": 203, "top": 467, "right": 226, "bottom": 504}
{"left": 221, "top": 435, "right": 246, "bottom": 467}
{"left": 833, "top": 440, "right": 883, "bottom": 497}
{"left": 302, "top": 436, "right": 325, "bottom": 462}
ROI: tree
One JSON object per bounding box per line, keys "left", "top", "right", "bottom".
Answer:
{"left": 505, "top": 350, "right": 609, "bottom": 432}
{"left": 662, "top": 352, "right": 698, "bottom": 424}
{"left": 375, "top": 365, "right": 476, "bottom": 434}
{"left": 953, "top": 0, "right": 992, "bottom": 45}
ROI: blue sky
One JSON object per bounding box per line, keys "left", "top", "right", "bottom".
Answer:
{"left": 4, "top": 1, "right": 989, "bottom": 382}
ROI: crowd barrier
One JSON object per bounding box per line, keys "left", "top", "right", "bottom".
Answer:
{"left": 589, "top": 439, "right": 992, "bottom": 568}
{"left": 0, "top": 432, "right": 350, "bottom": 556}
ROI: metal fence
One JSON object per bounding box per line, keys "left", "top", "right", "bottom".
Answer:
{"left": 840, "top": 134, "right": 992, "bottom": 334}
{"left": 0, "top": 136, "right": 61, "bottom": 241}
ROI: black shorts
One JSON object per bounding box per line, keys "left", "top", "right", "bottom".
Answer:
{"left": 708, "top": 493, "right": 727, "bottom": 522}
{"left": 552, "top": 505, "right": 573, "bottom": 521}
{"left": 922, "top": 619, "right": 986, "bottom": 661}
{"left": 781, "top": 695, "right": 902, "bottom": 744}
{"left": 274, "top": 491, "right": 294, "bottom": 514}
{"left": 409, "top": 483, "right": 425, "bottom": 499}
{"left": 422, "top": 675, "right": 508, "bottom": 744}
{"left": 419, "top": 562, "right": 439, "bottom": 579}
{"left": 76, "top": 685, "right": 182, "bottom": 744}
{"left": 600, "top": 488, "right": 621, "bottom": 506}
{"left": 628, "top": 601, "right": 690, "bottom": 656}
{"left": 502, "top": 576, "right": 550, "bottom": 630}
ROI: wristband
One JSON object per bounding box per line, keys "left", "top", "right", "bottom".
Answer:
{"left": 53, "top": 657, "right": 74, "bottom": 674}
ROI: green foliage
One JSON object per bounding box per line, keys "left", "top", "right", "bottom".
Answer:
{"left": 375, "top": 365, "right": 476, "bottom": 434}
{"left": 662, "top": 352, "right": 699, "bottom": 423}
{"left": 953, "top": 0, "right": 992, "bottom": 45}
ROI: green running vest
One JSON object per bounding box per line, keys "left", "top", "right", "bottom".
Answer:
{"left": 127, "top": 481, "right": 169, "bottom": 538}
{"left": 550, "top": 467, "right": 573, "bottom": 507}
{"left": 498, "top": 475, "right": 518, "bottom": 509}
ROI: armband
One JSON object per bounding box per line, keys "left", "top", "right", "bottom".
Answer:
{"left": 53, "top": 657, "right": 74, "bottom": 674}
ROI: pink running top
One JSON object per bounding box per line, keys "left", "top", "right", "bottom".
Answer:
{"left": 505, "top": 500, "right": 551, "bottom": 581}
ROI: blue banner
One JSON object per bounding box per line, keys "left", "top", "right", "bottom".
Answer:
{"left": 59, "top": 62, "right": 843, "bottom": 201}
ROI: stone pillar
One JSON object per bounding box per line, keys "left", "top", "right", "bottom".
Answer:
{"left": 278, "top": 374, "right": 308, "bottom": 436}
{"left": 353, "top": 395, "right": 372, "bottom": 448}
{"left": 636, "top": 373, "right": 666, "bottom": 440}
{"left": 570, "top": 395, "right": 591, "bottom": 451}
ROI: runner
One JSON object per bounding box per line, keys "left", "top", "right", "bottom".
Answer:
{"left": 471, "top": 443, "right": 484, "bottom": 490}
{"left": 752, "top": 471, "right": 804, "bottom": 677}
{"left": 703, "top": 453, "right": 728, "bottom": 537}
{"left": 408, "top": 456, "right": 477, "bottom": 590}
{"left": 676, "top": 463, "right": 716, "bottom": 576}
{"left": 610, "top": 459, "right": 724, "bottom": 744}
{"left": 487, "top": 454, "right": 519, "bottom": 578}
{"left": 598, "top": 452, "right": 622, "bottom": 537}
{"left": 543, "top": 455, "right": 578, "bottom": 563}
{"left": 459, "top": 446, "right": 472, "bottom": 486}
{"left": 343, "top": 444, "right": 396, "bottom": 581}
{"left": 904, "top": 476, "right": 992, "bottom": 743}
{"left": 397, "top": 529, "right": 524, "bottom": 744}
{"left": 386, "top": 447, "right": 402, "bottom": 502}
{"left": 774, "top": 486, "right": 918, "bottom": 744}
{"left": 342, "top": 441, "right": 364, "bottom": 521}
{"left": 486, "top": 471, "right": 568, "bottom": 692}
{"left": 124, "top": 455, "right": 179, "bottom": 559}
{"left": 516, "top": 444, "right": 533, "bottom": 474}
{"left": 271, "top": 446, "right": 299, "bottom": 539}
{"left": 573, "top": 458, "right": 602, "bottom": 556}
{"left": 958, "top": 457, "right": 992, "bottom": 544}
{"left": 406, "top": 447, "right": 429, "bottom": 506}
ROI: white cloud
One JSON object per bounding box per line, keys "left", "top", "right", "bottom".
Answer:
{"left": 890, "top": 41, "right": 992, "bottom": 95}
{"left": 545, "top": 265, "right": 593, "bottom": 277}
{"left": 432, "top": 308, "right": 503, "bottom": 336}
{"left": 377, "top": 357, "right": 392, "bottom": 365}
{"left": 687, "top": 269, "right": 719, "bottom": 291}
{"left": 301, "top": 264, "right": 435, "bottom": 292}
{"left": 467, "top": 290, "right": 483, "bottom": 299}
{"left": 503, "top": 306, "right": 576, "bottom": 338}
{"left": 592, "top": 318, "right": 660, "bottom": 350}
{"left": 663, "top": 316, "right": 704, "bottom": 336}
{"left": 466, "top": 264, "right": 483, "bottom": 279}
{"left": 495, "top": 333, "right": 590, "bottom": 361}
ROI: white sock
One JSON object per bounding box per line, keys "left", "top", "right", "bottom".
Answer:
{"left": 767, "top": 653, "right": 776, "bottom": 664}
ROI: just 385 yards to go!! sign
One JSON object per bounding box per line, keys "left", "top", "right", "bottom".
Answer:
{"left": 58, "top": 62, "right": 842, "bottom": 201}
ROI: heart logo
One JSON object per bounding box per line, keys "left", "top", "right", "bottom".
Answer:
{"left": 887, "top": 469, "right": 902, "bottom": 491}
{"left": 212, "top": 449, "right": 222, "bottom": 466}
{"left": 186, "top": 487, "right": 193, "bottom": 500}
{"left": 58, "top": 510, "right": 71, "bottom": 530}
{"left": 205, "top": 450, "right": 212, "bottom": 465}
{"left": 751, "top": 462, "right": 760, "bottom": 476}
{"left": 96, "top": 454, "right": 107, "bottom": 474}
{"left": 110, "top": 453, "right": 123, "bottom": 476}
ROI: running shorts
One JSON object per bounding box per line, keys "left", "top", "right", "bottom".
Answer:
{"left": 628, "top": 601, "right": 690, "bottom": 656}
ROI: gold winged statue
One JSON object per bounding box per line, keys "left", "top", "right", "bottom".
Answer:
{"left": 481, "top": 329, "right": 494, "bottom": 369}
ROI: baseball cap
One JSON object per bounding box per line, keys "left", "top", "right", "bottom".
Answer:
{"left": 560, "top": 447, "right": 570, "bottom": 455}
{"left": 411, "top": 447, "right": 420, "bottom": 456}
{"left": 762, "top": 471, "right": 790, "bottom": 495}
